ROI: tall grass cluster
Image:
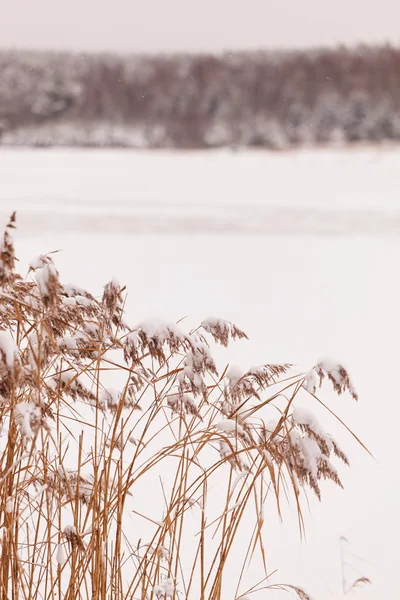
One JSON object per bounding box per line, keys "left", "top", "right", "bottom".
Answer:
{"left": 0, "top": 213, "right": 361, "bottom": 599}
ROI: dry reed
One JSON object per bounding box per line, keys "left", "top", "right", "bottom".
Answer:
{"left": 0, "top": 214, "right": 363, "bottom": 599}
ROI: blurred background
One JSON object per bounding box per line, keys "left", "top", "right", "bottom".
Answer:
{"left": 1, "top": 0, "right": 400, "bottom": 149}
{"left": 1, "top": 1, "right": 399, "bottom": 599}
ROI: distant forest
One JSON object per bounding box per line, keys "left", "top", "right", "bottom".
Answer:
{"left": 1, "top": 45, "right": 400, "bottom": 148}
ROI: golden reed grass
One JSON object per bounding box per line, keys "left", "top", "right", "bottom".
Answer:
{"left": 0, "top": 213, "right": 364, "bottom": 599}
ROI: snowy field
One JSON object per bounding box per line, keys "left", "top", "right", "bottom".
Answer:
{"left": 3, "top": 146, "right": 400, "bottom": 236}
{"left": 1, "top": 147, "right": 400, "bottom": 599}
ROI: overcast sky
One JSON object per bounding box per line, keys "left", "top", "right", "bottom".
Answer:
{"left": 1, "top": 0, "right": 400, "bottom": 53}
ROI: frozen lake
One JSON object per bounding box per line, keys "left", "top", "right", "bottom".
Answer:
{"left": 1, "top": 147, "right": 399, "bottom": 599}
{"left": 2, "top": 146, "right": 400, "bottom": 236}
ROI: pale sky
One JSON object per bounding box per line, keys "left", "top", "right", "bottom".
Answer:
{"left": 0, "top": 0, "right": 399, "bottom": 53}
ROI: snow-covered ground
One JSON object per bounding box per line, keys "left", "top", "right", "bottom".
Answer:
{"left": 2, "top": 146, "right": 400, "bottom": 235}
{"left": 1, "top": 147, "right": 399, "bottom": 599}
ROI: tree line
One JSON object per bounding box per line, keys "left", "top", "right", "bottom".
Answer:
{"left": 1, "top": 44, "right": 400, "bottom": 148}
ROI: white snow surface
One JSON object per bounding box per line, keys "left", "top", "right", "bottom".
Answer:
{"left": 226, "top": 365, "right": 245, "bottom": 385}
{"left": 1, "top": 147, "right": 399, "bottom": 600}
{"left": 2, "top": 147, "right": 400, "bottom": 235}
{"left": 0, "top": 331, "right": 19, "bottom": 371}
{"left": 56, "top": 544, "right": 67, "bottom": 566}
{"left": 292, "top": 406, "right": 328, "bottom": 446}
{"left": 14, "top": 402, "right": 41, "bottom": 439}
{"left": 216, "top": 419, "right": 244, "bottom": 435}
